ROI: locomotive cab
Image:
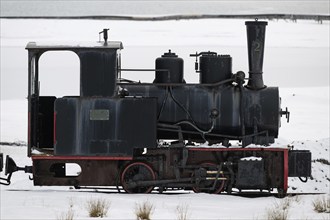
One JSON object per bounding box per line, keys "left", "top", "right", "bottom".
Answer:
{"left": 26, "top": 40, "right": 157, "bottom": 158}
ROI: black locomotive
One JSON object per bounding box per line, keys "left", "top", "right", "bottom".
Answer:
{"left": 0, "top": 20, "right": 311, "bottom": 196}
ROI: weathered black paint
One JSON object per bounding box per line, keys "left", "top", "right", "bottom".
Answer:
{"left": 246, "top": 20, "right": 268, "bottom": 90}
{"left": 55, "top": 97, "right": 157, "bottom": 156}
{"left": 154, "top": 50, "right": 184, "bottom": 83}
{"left": 288, "top": 150, "right": 312, "bottom": 177}
{"left": 237, "top": 160, "right": 266, "bottom": 188}
{"left": 79, "top": 50, "right": 117, "bottom": 97}
{"left": 199, "top": 54, "right": 232, "bottom": 84}
{"left": 25, "top": 42, "right": 123, "bottom": 156}
{"left": 121, "top": 83, "right": 279, "bottom": 145}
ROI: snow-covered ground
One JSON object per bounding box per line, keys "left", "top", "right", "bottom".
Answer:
{"left": 0, "top": 19, "right": 329, "bottom": 219}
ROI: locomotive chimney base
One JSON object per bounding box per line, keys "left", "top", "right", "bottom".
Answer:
{"left": 246, "top": 72, "right": 266, "bottom": 90}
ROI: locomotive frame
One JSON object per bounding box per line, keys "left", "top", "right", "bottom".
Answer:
{"left": 0, "top": 20, "right": 311, "bottom": 196}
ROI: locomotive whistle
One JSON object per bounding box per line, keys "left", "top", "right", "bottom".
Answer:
{"left": 99, "top": 28, "right": 109, "bottom": 44}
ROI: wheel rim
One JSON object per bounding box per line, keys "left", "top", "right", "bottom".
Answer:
{"left": 121, "top": 162, "right": 155, "bottom": 193}
{"left": 192, "top": 162, "right": 225, "bottom": 194}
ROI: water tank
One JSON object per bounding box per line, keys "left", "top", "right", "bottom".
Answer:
{"left": 199, "top": 53, "right": 232, "bottom": 84}
{"left": 154, "top": 50, "right": 184, "bottom": 83}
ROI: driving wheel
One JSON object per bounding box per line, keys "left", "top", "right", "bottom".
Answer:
{"left": 121, "top": 162, "right": 155, "bottom": 193}
{"left": 192, "top": 162, "right": 225, "bottom": 194}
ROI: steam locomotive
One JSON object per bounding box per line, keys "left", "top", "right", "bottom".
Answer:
{"left": 0, "top": 20, "right": 311, "bottom": 196}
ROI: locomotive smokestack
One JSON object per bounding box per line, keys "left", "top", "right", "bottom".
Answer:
{"left": 245, "top": 20, "right": 268, "bottom": 90}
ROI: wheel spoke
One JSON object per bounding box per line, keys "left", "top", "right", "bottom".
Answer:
{"left": 192, "top": 162, "right": 225, "bottom": 194}
{"left": 121, "top": 162, "right": 155, "bottom": 193}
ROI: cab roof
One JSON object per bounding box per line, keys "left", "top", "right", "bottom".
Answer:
{"left": 25, "top": 41, "right": 123, "bottom": 50}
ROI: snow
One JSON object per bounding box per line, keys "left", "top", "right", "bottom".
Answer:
{"left": 240, "top": 157, "right": 263, "bottom": 161}
{"left": 0, "top": 18, "right": 329, "bottom": 219}
{"left": 1, "top": 1, "right": 329, "bottom": 17}
{"left": 1, "top": 19, "right": 329, "bottom": 99}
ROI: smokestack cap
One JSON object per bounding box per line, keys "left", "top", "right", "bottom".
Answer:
{"left": 245, "top": 21, "right": 268, "bottom": 26}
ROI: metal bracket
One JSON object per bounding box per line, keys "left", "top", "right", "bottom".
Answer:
{"left": 0, "top": 173, "right": 12, "bottom": 185}
{"left": 280, "top": 107, "right": 290, "bottom": 123}
{"left": 0, "top": 155, "right": 33, "bottom": 185}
